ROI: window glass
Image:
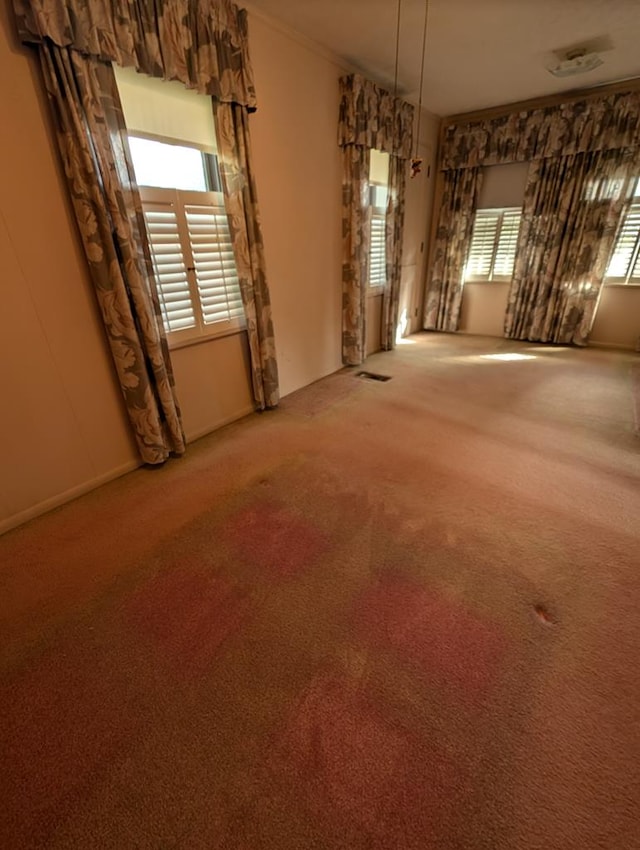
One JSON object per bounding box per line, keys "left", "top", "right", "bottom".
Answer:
{"left": 129, "top": 136, "right": 209, "bottom": 192}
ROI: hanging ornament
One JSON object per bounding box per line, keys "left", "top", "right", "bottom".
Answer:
{"left": 411, "top": 0, "right": 430, "bottom": 178}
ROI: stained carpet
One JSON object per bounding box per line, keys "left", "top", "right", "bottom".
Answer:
{"left": 1, "top": 333, "right": 639, "bottom": 849}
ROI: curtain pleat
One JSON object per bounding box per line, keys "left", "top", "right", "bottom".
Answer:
{"left": 424, "top": 167, "right": 483, "bottom": 333}
{"left": 338, "top": 73, "right": 414, "bottom": 159}
{"left": 441, "top": 90, "right": 640, "bottom": 171}
{"left": 505, "top": 148, "right": 638, "bottom": 344}
{"left": 341, "top": 145, "right": 371, "bottom": 366}
{"left": 39, "top": 42, "right": 185, "bottom": 463}
{"left": 13, "top": 0, "right": 257, "bottom": 108}
{"left": 214, "top": 100, "right": 279, "bottom": 408}
{"left": 381, "top": 155, "right": 407, "bottom": 350}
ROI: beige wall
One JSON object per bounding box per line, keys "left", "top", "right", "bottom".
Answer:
{"left": 0, "top": 5, "right": 139, "bottom": 534}
{"left": 171, "top": 335, "right": 254, "bottom": 441}
{"left": 459, "top": 282, "right": 510, "bottom": 337}
{"left": 248, "top": 11, "right": 345, "bottom": 396}
{"left": 591, "top": 287, "right": 640, "bottom": 350}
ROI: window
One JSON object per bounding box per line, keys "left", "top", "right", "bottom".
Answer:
{"left": 129, "top": 135, "right": 243, "bottom": 345}
{"left": 369, "top": 150, "right": 389, "bottom": 289}
{"left": 605, "top": 180, "right": 640, "bottom": 285}
{"left": 369, "top": 184, "right": 388, "bottom": 288}
{"left": 465, "top": 208, "right": 522, "bottom": 281}
{"left": 114, "top": 65, "right": 243, "bottom": 345}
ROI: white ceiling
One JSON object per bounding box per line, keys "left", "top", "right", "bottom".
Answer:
{"left": 245, "top": 0, "right": 640, "bottom": 116}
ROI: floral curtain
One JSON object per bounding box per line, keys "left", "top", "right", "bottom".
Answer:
{"left": 341, "top": 145, "right": 371, "bottom": 366}
{"left": 505, "top": 148, "right": 639, "bottom": 344}
{"left": 214, "top": 101, "right": 279, "bottom": 407}
{"left": 425, "top": 86, "right": 640, "bottom": 345}
{"left": 39, "top": 42, "right": 185, "bottom": 463}
{"left": 14, "top": 0, "right": 280, "bottom": 450}
{"left": 424, "top": 167, "right": 483, "bottom": 332}
{"left": 339, "top": 74, "right": 414, "bottom": 159}
{"left": 13, "top": 0, "right": 257, "bottom": 107}
{"left": 441, "top": 90, "right": 640, "bottom": 171}
{"left": 381, "top": 155, "right": 407, "bottom": 350}
{"left": 338, "top": 73, "right": 414, "bottom": 365}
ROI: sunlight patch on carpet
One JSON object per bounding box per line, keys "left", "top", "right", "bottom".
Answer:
{"left": 480, "top": 353, "right": 537, "bottom": 362}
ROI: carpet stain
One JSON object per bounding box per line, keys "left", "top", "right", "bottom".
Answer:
{"left": 354, "top": 573, "right": 506, "bottom": 702}
{"left": 127, "top": 568, "right": 251, "bottom": 678}
{"left": 224, "top": 500, "right": 328, "bottom": 579}
{"left": 267, "top": 673, "right": 459, "bottom": 847}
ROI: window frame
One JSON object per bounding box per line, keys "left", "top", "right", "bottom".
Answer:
{"left": 464, "top": 206, "right": 523, "bottom": 283}
{"left": 604, "top": 198, "right": 640, "bottom": 287}
{"left": 127, "top": 133, "right": 244, "bottom": 348}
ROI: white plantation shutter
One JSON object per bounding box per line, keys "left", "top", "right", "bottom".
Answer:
{"left": 492, "top": 209, "right": 522, "bottom": 278}
{"left": 606, "top": 204, "right": 640, "bottom": 283}
{"left": 369, "top": 211, "right": 386, "bottom": 287}
{"left": 185, "top": 205, "right": 244, "bottom": 325}
{"left": 143, "top": 200, "right": 197, "bottom": 333}
{"left": 368, "top": 182, "right": 388, "bottom": 289}
{"left": 466, "top": 212, "right": 499, "bottom": 278}
{"left": 141, "top": 187, "right": 244, "bottom": 342}
{"left": 465, "top": 208, "right": 522, "bottom": 281}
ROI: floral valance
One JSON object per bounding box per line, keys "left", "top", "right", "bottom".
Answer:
{"left": 12, "top": 0, "right": 257, "bottom": 108}
{"left": 338, "top": 73, "right": 415, "bottom": 160}
{"left": 441, "top": 89, "right": 640, "bottom": 171}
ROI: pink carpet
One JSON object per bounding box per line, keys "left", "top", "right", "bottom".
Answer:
{"left": 1, "top": 333, "right": 639, "bottom": 849}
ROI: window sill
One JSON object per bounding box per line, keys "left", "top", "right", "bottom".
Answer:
{"left": 168, "top": 324, "right": 247, "bottom": 351}
{"left": 603, "top": 282, "right": 640, "bottom": 288}
{"left": 464, "top": 278, "right": 512, "bottom": 284}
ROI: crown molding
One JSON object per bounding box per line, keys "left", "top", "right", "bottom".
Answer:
{"left": 445, "top": 76, "right": 640, "bottom": 125}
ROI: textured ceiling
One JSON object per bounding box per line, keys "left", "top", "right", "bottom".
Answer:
{"left": 245, "top": 0, "right": 640, "bottom": 116}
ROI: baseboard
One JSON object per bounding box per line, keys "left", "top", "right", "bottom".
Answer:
{"left": 1, "top": 407, "right": 261, "bottom": 537}
{"left": 0, "top": 459, "right": 141, "bottom": 538}
{"left": 589, "top": 340, "right": 638, "bottom": 352}
{"left": 185, "top": 405, "right": 256, "bottom": 444}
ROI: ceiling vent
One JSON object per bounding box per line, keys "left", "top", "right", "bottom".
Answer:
{"left": 547, "top": 48, "right": 604, "bottom": 78}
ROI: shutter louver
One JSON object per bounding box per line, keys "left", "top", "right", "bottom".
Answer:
{"left": 185, "top": 204, "right": 243, "bottom": 325}
{"left": 493, "top": 210, "right": 522, "bottom": 278}
{"left": 143, "top": 202, "right": 196, "bottom": 333}
{"left": 606, "top": 205, "right": 640, "bottom": 281}
{"left": 369, "top": 212, "right": 386, "bottom": 287}
{"left": 465, "top": 208, "right": 522, "bottom": 281}
{"left": 466, "top": 211, "right": 499, "bottom": 279}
